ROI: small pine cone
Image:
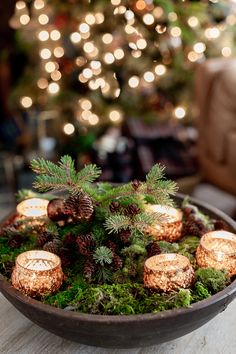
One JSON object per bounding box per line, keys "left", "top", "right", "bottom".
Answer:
{"left": 47, "top": 198, "right": 66, "bottom": 222}
{"left": 112, "top": 254, "right": 123, "bottom": 270}
{"left": 132, "top": 179, "right": 141, "bottom": 191}
{"left": 183, "top": 220, "right": 207, "bottom": 237}
{"left": 105, "top": 240, "right": 117, "bottom": 253}
{"left": 58, "top": 248, "right": 71, "bottom": 268}
{"left": 8, "top": 234, "right": 23, "bottom": 248}
{"left": 125, "top": 203, "right": 141, "bottom": 216}
{"left": 118, "top": 229, "right": 131, "bottom": 243}
{"left": 213, "top": 219, "right": 230, "bottom": 231}
{"left": 36, "top": 231, "right": 53, "bottom": 247}
{"left": 83, "top": 257, "right": 96, "bottom": 280}
{"left": 64, "top": 192, "right": 94, "bottom": 222}
{"left": 109, "top": 201, "right": 120, "bottom": 213}
{"left": 146, "top": 242, "right": 161, "bottom": 258}
{"left": 43, "top": 239, "right": 62, "bottom": 254}
{"left": 76, "top": 234, "right": 96, "bottom": 255}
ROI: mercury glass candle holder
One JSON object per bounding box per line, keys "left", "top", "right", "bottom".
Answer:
{"left": 196, "top": 230, "right": 236, "bottom": 276}
{"left": 17, "top": 198, "right": 49, "bottom": 217}
{"left": 145, "top": 204, "right": 183, "bottom": 242}
{"left": 144, "top": 253, "right": 194, "bottom": 292}
{"left": 11, "top": 250, "right": 64, "bottom": 297}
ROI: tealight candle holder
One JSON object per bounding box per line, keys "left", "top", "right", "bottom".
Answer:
{"left": 145, "top": 204, "right": 183, "bottom": 242}
{"left": 11, "top": 250, "right": 64, "bottom": 297}
{"left": 17, "top": 198, "right": 49, "bottom": 217}
{"left": 196, "top": 230, "right": 236, "bottom": 276}
{"left": 144, "top": 253, "right": 194, "bottom": 292}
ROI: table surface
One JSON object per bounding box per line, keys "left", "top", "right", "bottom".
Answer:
{"left": 0, "top": 293, "right": 235, "bottom": 354}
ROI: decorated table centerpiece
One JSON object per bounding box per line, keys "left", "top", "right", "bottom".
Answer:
{"left": 0, "top": 155, "right": 236, "bottom": 348}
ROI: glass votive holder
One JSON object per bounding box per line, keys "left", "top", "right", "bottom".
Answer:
{"left": 144, "top": 253, "right": 194, "bottom": 292}
{"left": 196, "top": 230, "right": 236, "bottom": 277}
{"left": 11, "top": 250, "right": 64, "bottom": 297}
{"left": 145, "top": 204, "right": 183, "bottom": 242}
{"left": 17, "top": 198, "right": 49, "bottom": 217}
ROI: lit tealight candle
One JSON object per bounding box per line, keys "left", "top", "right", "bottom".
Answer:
{"left": 11, "top": 250, "right": 64, "bottom": 297}
{"left": 196, "top": 230, "right": 236, "bottom": 276}
{"left": 17, "top": 198, "right": 49, "bottom": 217}
{"left": 144, "top": 253, "right": 194, "bottom": 292}
{"left": 145, "top": 204, "right": 183, "bottom": 242}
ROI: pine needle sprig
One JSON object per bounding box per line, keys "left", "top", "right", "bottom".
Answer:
{"left": 104, "top": 215, "right": 131, "bottom": 234}
{"left": 93, "top": 246, "right": 113, "bottom": 266}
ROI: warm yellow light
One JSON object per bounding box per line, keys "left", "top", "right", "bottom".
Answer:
{"left": 88, "top": 80, "right": 99, "bottom": 90}
{"left": 188, "top": 16, "right": 199, "bottom": 28}
{"left": 17, "top": 198, "right": 49, "bottom": 217}
{"left": 204, "top": 27, "right": 220, "bottom": 39}
{"left": 111, "top": 0, "right": 121, "bottom": 5}
{"left": 226, "top": 14, "right": 236, "bottom": 26}
{"left": 85, "top": 13, "right": 96, "bottom": 25}
{"left": 45, "top": 61, "right": 56, "bottom": 73}
{"left": 40, "top": 48, "right": 51, "bottom": 59}
{"left": 114, "top": 48, "right": 124, "bottom": 60}
{"left": 125, "top": 10, "right": 134, "bottom": 21}
{"left": 48, "top": 82, "right": 60, "bottom": 94}
{"left": 16, "top": 1, "right": 26, "bottom": 10}
{"left": 109, "top": 110, "right": 122, "bottom": 122}
{"left": 193, "top": 42, "right": 206, "bottom": 54}
{"left": 137, "top": 38, "right": 147, "bottom": 50}
{"left": 81, "top": 110, "right": 92, "bottom": 120}
{"left": 155, "top": 64, "right": 166, "bottom": 76}
{"left": 136, "top": 0, "right": 146, "bottom": 10}
{"left": 95, "top": 13, "right": 104, "bottom": 24}
{"left": 89, "top": 114, "right": 99, "bottom": 125}
{"left": 83, "top": 68, "right": 93, "bottom": 79}
{"left": 90, "top": 60, "right": 101, "bottom": 70}
{"left": 38, "top": 14, "right": 49, "bottom": 25}
{"left": 51, "top": 70, "right": 62, "bottom": 81}
{"left": 153, "top": 7, "right": 163, "bottom": 18}
{"left": 129, "top": 42, "right": 137, "bottom": 50}
{"left": 20, "top": 14, "right": 30, "bottom": 25}
{"left": 80, "top": 99, "right": 92, "bottom": 110}
{"left": 174, "top": 107, "right": 186, "bottom": 119}
{"left": 70, "top": 32, "right": 81, "bottom": 43}
{"left": 78, "top": 74, "right": 88, "bottom": 83}
{"left": 96, "top": 78, "right": 106, "bottom": 88}
{"left": 34, "top": 0, "right": 45, "bottom": 10}
{"left": 37, "top": 78, "right": 48, "bottom": 89}
{"left": 143, "top": 13, "right": 155, "bottom": 25}
{"left": 104, "top": 53, "right": 115, "bottom": 64}
{"left": 20, "top": 96, "right": 32, "bottom": 108}
{"left": 221, "top": 47, "right": 232, "bottom": 57}
{"left": 79, "top": 23, "right": 90, "bottom": 33}
{"left": 170, "top": 26, "right": 181, "bottom": 37}
{"left": 38, "top": 30, "right": 49, "bottom": 41}
{"left": 128, "top": 76, "right": 140, "bottom": 88}
{"left": 102, "top": 33, "right": 113, "bottom": 44}
{"left": 125, "top": 25, "right": 136, "bottom": 34}
{"left": 76, "top": 56, "right": 87, "bottom": 67}
{"left": 83, "top": 42, "right": 95, "bottom": 53}
{"left": 188, "top": 51, "right": 199, "bottom": 62}
{"left": 54, "top": 47, "right": 64, "bottom": 58}
{"left": 63, "top": 123, "right": 75, "bottom": 135}
{"left": 168, "top": 12, "right": 178, "bottom": 21}
{"left": 50, "top": 30, "right": 61, "bottom": 41}
{"left": 144, "top": 71, "right": 155, "bottom": 83}
{"left": 132, "top": 50, "right": 142, "bottom": 58}
{"left": 155, "top": 24, "right": 167, "bottom": 34}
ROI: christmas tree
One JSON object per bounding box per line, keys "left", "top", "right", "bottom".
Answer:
{"left": 10, "top": 0, "right": 236, "bottom": 136}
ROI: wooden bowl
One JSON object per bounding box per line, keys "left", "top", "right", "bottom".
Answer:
{"left": 1, "top": 194, "right": 236, "bottom": 348}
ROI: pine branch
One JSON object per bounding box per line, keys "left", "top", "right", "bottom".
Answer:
{"left": 93, "top": 246, "right": 113, "bottom": 266}
{"left": 104, "top": 214, "right": 131, "bottom": 234}
{"left": 131, "top": 212, "right": 167, "bottom": 231}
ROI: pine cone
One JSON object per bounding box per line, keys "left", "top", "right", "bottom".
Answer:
{"left": 8, "top": 234, "right": 23, "bottom": 248}
{"left": 146, "top": 242, "right": 161, "bottom": 258}
{"left": 63, "top": 233, "right": 76, "bottom": 248}
{"left": 105, "top": 240, "right": 117, "bottom": 253}
{"left": 36, "top": 231, "right": 53, "bottom": 247}
{"left": 109, "top": 201, "right": 120, "bottom": 213}
{"left": 64, "top": 192, "right": 94, "bottom": 222}
{"left": 58, "top": 248, "right": 71, "bottom": 267}
{"left": 183, "top": 219, "right": 207, "bottom": 237}
{"left": 47, "top": 198, "right": 66, "bottom": 221}
{"left": 125, "top": 203, "right": 141, "bottom": 216}
{"left": 132, "top": 179, "right": 141, "bottom": 191}
{"left": 118, "top": 229, "right": 131, "bottom": 243}
{"left": 43, "top": 239, "right": 62, "bottom": 254}
{"left": 83, "top": 257, "right": 96, "bottom": 280}
{"left": 213, "top": 219, "right": 230, "bottom": 231}
{"left": 76, "top": 234, "right": 96, "bottom": 255}
{"left": 112, "top": 254, "right": 123, "bottom": 270}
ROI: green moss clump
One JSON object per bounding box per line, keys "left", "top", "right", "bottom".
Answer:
{"left": 195, "top": 268, "right": 230, "bottom": 294}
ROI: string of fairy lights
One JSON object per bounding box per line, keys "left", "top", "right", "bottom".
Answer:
{"left": 10, "top": 0, "right": 236, "bottom": 135}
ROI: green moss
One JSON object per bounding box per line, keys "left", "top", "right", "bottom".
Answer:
{"left": 195, "top": 268, "right": 229, "bottom": 294}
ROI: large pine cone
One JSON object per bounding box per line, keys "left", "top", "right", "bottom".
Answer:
{"left": 125, "top": 203, "right": 141, "bottom": 216}
{"left": 146, "top": 242, "right": 161, "bottom": 258}
{"left": 36, "top": 231, "right": 53, "bottom": 247}
{"left": 47, "top": 198, "right": 66, "bottom": 222}
{"left": 76, "top": 234, "right": 96, "bottom": 255}
{"left": 182, "top": 218, "right": 208, "bottom": 237}
{"left": 64, "top": 192, "right": 94, "bottom": 222}
{"left": 43, "top": 239, "right": 62, "bottom": 254}
{"left": 8, "top": 234, "right": 23, "bottom": 248}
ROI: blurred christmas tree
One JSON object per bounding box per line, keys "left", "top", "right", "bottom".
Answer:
{"left": 9, "top": 0, "right": 236, "bottom": 135}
